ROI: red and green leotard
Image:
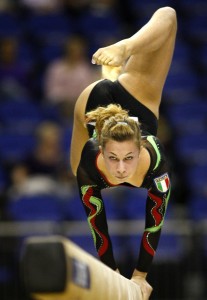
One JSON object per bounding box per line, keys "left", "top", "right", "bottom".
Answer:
{"left": 77, "top": 135, "right": 171, "bottom": 273}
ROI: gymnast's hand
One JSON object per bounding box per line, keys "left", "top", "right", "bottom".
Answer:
{"left": 91, "top": 42, "right": 127, "bottom": 67}
{"left": 131, "top": 270, "right": 153, "bottom": 300}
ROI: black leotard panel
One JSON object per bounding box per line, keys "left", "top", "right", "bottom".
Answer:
{"left": 85, "top": 79, "right": 158, "bottom": 136}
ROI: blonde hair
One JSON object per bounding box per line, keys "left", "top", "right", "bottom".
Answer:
{"left": 85, "top": 104, "right": 141, "bottom": 150}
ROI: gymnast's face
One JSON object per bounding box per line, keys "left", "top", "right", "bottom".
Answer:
{"left": 100, "top": 139, "right": 140, "bottom": 183}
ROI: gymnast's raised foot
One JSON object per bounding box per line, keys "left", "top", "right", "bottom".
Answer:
{"left": 91, "top": 42, "right": 127, "bottom": 67}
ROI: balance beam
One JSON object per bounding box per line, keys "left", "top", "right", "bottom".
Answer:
{"left": 21, "top": 235, "right": 143, "bottom": 300}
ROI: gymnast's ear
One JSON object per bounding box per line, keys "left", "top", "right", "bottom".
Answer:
{"left": 99, "top": 145, "right": 104, "bottom": 155}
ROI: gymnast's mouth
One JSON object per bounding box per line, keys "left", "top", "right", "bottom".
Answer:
{"left": 116, "top": 176, "right": 127, "bottom": 180}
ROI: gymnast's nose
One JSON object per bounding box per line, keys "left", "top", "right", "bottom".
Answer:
{"left": 116, "top": 160, "right": 126, "bottom": 174}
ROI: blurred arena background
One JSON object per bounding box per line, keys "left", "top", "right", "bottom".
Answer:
{"left": 0, "top": 0, "right": 206, "bottom": 299}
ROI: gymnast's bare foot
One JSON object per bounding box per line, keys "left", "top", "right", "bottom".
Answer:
{"left": 91, "top": 43, "right": 127, "bottom": 67}
{"left": 101, "top": 65, "right": 123, "bottom": 81}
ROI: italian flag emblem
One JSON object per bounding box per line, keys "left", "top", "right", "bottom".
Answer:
{"left": 154, "top": 173, "right": 170, "bottom": 193}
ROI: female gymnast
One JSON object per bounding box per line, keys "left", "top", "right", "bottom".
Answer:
{"left": 70, "top": 6, "right": 177, "bottom": 300}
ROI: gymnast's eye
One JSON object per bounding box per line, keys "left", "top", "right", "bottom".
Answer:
{"left": 124, "top": 156, "right": 133, "bottom": 160}
{"left": 109, "top": 156, "right": 118, "bottom": 161}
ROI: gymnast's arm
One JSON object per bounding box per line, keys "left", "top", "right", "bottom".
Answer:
{"left": 131, "top": 154, "right": 171, "bottom": 298}
{"left": 76, "top": 163, "right": 117, "bottom": 270}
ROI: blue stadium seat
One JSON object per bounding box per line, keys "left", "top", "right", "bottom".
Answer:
{"left": 78, "top": 9, "right": 123, "bottom": 52}
{"left": 188, "top": 196, "right": 207, "bottom": 221}
{"left": 128, "top": 0, "right": 174, "bottom": 18}
{"left": 164, "top": 72, "right": 199, "bottom": 103}
{"left": 0, "top": 100, "right": 43, "bottom": 132}
{"left": 6, "top": 194, "right": 63, "bottom": 221}
{"left": 25, "top": 12, "right": 73, "bottom": 45}
{"left": 121, "top": 188, "right": 148, "bottom": 219}
{"left": 68, "top": 235, "right": 97, "bottom": 257}
{"left": 166, "top": 100, "right": 207, "bottom": 136}
{"left": 39, "top": 44, "right": 63, "bottom": 64}
{"left": 155, "top": 234, "right": 185, "bottom": 262}
{"left": 6, "top": 194, "right": 64, "bottom": 274}
{"left": 18, "top": 42, "right": 37, "bottom": 68}
{"left": 0, "top": 12, "right": 23, "bottom": 37}
{"left": 61, "top": 193, "right": 87, "bottom": 221}
{"left": 186, "top": 165, "right": 207, "bottom": 196}
{"left": 175, "top": 133, "right": 207, "bottom": 166}
{"left": 177, "top": 0, "right": 207, "bottom": 18}
{"left": 0, "top": 132, "right": 36, "bottom": 162}
{"left": 101, "top": 188, "right": 128, "bottom": 220}
{"left": 62, "top": 125, "right": 73, "bottom": 157}
{"left": 182, "top": 15, "right": 207, "bottom": 44}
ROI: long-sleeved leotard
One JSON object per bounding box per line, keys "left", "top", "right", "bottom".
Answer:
{"left": 77, "top": 135, "right": 171, "bottom": 273}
